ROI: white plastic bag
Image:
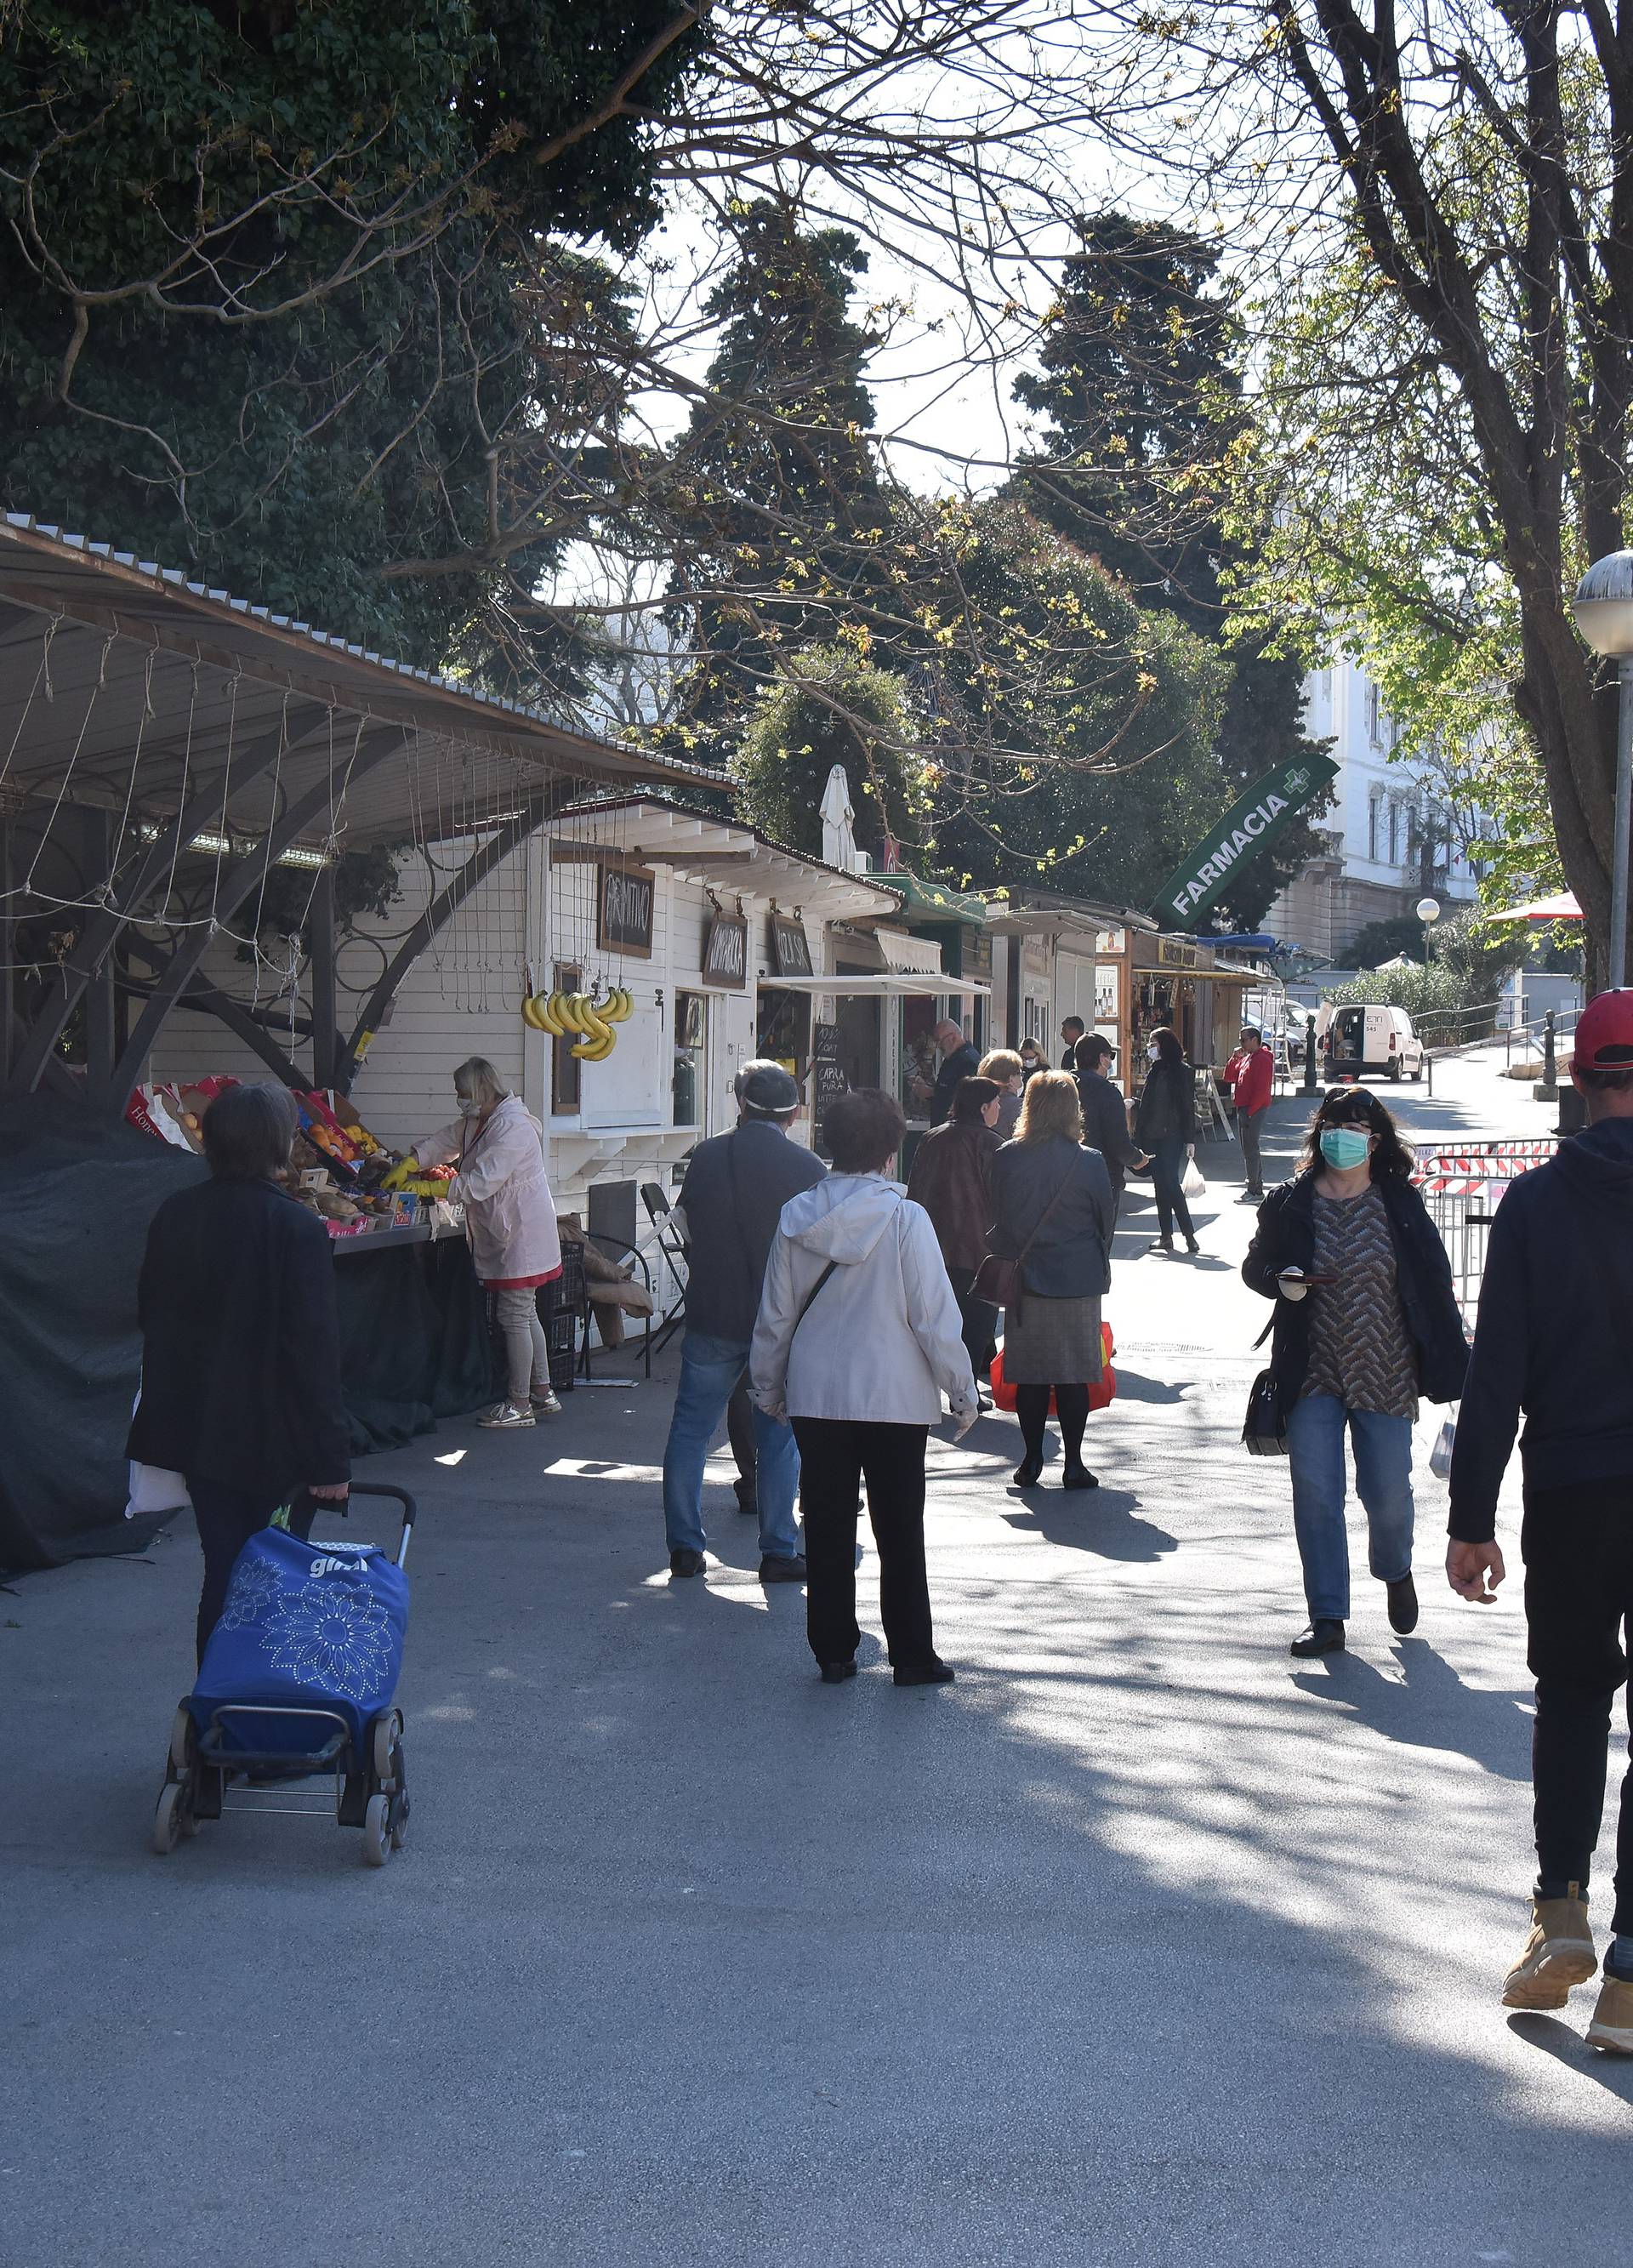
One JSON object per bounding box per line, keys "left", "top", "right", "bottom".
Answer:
{"left": 1181, "top": 1148, "right": 1206, "bottom": 1200}
{"left": 1430, "top": 1416, "right": 1457, "bottom": 1480}
{"left": 127, "top": 1462, "right": 191, "bottom": 1520}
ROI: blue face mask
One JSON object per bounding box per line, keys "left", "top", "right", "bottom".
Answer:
{"left": 1320, "top": 1125, "right": 1371, "bottom": 1171}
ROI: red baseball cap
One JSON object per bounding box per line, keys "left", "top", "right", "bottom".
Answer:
{"left": 1572, "top": 989, "right": 1633, "bottom": 1069}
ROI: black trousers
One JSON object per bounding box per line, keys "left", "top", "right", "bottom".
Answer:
{"left": 944, "top": 1264, "right": 999, "bottom": 1384}
{"left": 791, "top": 1417, "right": 935, "bottom": 1670}
{"left": 726, "top": 1371, "right": 757, "bottom": 1509}
{"left": 1522, "top": 1480, "right": 1633, "bottom": 1932}
{"left": 186, "top": 1475, "right": 314, "bottom": 1668}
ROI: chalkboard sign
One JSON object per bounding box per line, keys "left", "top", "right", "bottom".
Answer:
{"left": 702, "top": 912, "right": 748, "bottom": 989}
{"left": 811, "top": 1021, "right": 846, "bottom": 1154}
{"left": 599, "top": 862, "right": 655, "bottom": 957}
{"left": 770, "top": 913, "right": 813, "bottom": 977}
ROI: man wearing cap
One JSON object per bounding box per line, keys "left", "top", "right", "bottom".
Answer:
{"left": 1448, "top": 989, "right": 1633, "bottom": 2052}
{"left": 1073, "top": 1033, "right": 1146, "bottom": 1217}
{"left": 1223, "top": 1024, "right": 1274, "bottom": 1199}
{"left": 661, "top": 1062, "right": 826, "bottom": 1582}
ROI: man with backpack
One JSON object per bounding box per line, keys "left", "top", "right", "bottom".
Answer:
{"left": 661, "top": 1062, "right": 825, "bottom": 1582}
{"left": 1448, "top": 989, "right": 1633, "bottom": 2052}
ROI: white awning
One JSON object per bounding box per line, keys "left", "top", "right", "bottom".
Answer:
{"left": 760, "top": 973, "right": 992, "bottom": 999}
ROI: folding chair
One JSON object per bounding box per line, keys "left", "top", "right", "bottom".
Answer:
{"left": 580, "top": 1233, "right": 655, "bottom": 1381}
{"left": 641, "top": 1181, "right": 689, "bottom": 1356}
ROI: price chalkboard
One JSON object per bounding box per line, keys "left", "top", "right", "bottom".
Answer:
{"left": 811, "top": 1022, "right": 845, "bottom": 1155}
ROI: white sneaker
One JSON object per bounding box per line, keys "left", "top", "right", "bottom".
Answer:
{"left": 477, "top": 1399, "right": 536, "bottom": 1429}
{"left": 530, "top": 1383, "right": 562, "bottom": 1416}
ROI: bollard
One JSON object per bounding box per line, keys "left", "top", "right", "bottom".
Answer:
{"left": 1301, "top": 1012, "right": 1318, "bottom": 1095}
{"left": 1534, "top": 1009, "right": 1559, "bottom": 1105}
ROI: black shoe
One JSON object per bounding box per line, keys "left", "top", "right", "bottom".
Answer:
{"left": 734, "top": 1486, "right": 758, "bottom": 1519}
{"left": 976, "top": 1390, "right": 993, "bottom": 1412}
{"left": 1184, "top": 1234, "right": 1200, "bottom": 1256}
{"left": 1387, "top": 1573, "right": 1420, "bottom": 1633}
{"left": 1148, "top": 1235, "right": 1175, "bottom": 1254}
{"left": 760, "top": 1554, "right": 807, "bottom": 1584}
{"left": 819, "top": 1659, "right": 857, "bottom": 1684}
{"left": 894, "top": 1659, "right": 955, "bottom": 1687}
{"left": 1012, "top": 1453, "right": 1044, "bottom": 1487}
{"left": 669, "top": 1548, "right": 705, "bottom": 1578}
{"left": 1290, "top": 1618, "right": 1346, "bottom": 1657}
{"left": 1062, "top": 1463, "right": 1099, "bottom": 1490}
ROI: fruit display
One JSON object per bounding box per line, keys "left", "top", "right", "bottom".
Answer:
{"left": 521, "top": 984, "right": 633, "bottom": 1061}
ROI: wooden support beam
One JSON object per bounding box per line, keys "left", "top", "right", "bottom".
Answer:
{"left": 309, "top": 862, "right": 337, "bottom": 1090}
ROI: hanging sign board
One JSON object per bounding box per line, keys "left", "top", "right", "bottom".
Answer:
{"left": 769, "top": 914, "right": 813, "bottom": 977}
{"left": 702, "top": 912, "right": 748, "bottom": 989}
{"left": 1148, "top": 755, "right": 1339, "bottom": 927}
{"left": 598, "top": 863, "right": 655, "bottom": 958}
{"left": 810, "top": 1022, "right": 845, "bottom": 1154}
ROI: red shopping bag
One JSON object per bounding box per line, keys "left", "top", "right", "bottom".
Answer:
{"left": 990, "top": 1323, "right": 1115, "bottom": 1414}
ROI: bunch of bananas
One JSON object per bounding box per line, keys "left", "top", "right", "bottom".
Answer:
{"left": 521, "top": 986, "right": 634, "bottom": 1060}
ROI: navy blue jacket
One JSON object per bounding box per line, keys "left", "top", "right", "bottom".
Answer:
{"left": 1449, "top": 1118, "right": 1633, "bottom": 1542}
{"left": 988, "top": 1134, "right": 1113, "bottom": 1299}
{"left": 1243, "top": 1166, "right": 1467, "bottom": 1419}
{"left": 676, "top": 1119, "right": 826, "bottom": 1343}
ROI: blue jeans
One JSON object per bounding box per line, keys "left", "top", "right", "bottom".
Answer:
{"left": 662, "top": 1331, "right": 802, "bottom": 1560}
{"left": 1285, "top": 1393, "right": 1415, "bottom": 1621}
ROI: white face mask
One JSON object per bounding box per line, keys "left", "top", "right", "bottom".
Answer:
{"left": 455, "top": 1095, "right": 481, "bottom": 1118}
{"left": 1147, "top": 1044, "right": 1161, "bottom": 1063}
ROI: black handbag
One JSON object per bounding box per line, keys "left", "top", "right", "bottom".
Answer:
{"left": 1243, "top": 1368, "right": 1289, "bottom": 1456}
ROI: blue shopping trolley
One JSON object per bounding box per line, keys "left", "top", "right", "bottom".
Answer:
{"left": 151, "top": 1481, "right": 415, "bottom": 1868}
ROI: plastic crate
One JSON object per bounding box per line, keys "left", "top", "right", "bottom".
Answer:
{"left": 541, "top": 1244, "right": 585, "bottom": 1393}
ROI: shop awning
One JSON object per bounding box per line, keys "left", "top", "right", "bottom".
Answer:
{"left": 761, "top": 973, "right": 993, "bottom": 999}
{"left": 869, "top": 871, "right": 988, "bottom": 925}
{"left": 549, "top": 797, "right": 903, "bottom": 924}
{"left": 1479, "top": 891, "right": 1583, "bottom": 925}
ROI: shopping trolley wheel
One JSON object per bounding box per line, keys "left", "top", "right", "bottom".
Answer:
{"left": 368, "top": 1709, "right": 402, "bottom": 1785}
{"left": 389, "top": 1775, "right": 410, "bottom": 1852}
{"left": 361, "top": 1792, "right": 391, "bottom": 1867}
{"left": 151, "top": 1779, "right": 189, "bottom": 1855}
{"left": 168, "top": 1704, "right": 196, "bottom": 1775}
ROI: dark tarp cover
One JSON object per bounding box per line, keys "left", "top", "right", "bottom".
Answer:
{"left": 0, "top": 1093, "right": 500, "bottom": 1576}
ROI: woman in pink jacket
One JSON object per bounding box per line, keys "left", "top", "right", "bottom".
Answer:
{"left": 406, "top": 1056, "right": 562, "bottom": 1429}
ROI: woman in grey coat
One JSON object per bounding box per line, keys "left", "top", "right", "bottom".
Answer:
{"left": 987, "top": 1071, "right": 1114, "bottom": 1491}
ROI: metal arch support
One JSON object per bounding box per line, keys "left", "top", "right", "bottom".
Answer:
{"left": 6, "top": 698, "right": 332, "bottom": 1095}
{"left": 333, "top": 784, "right": 576, "bottom": 1094}
{"left": 106, "top": 727, "right": 413, "bottom": 1102}
{"left": 177, "top": 983, "right": 309, "bottom": 1086}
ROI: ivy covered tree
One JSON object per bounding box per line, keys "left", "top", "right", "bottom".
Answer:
{"left": 730, "top": 647, "right": 920, "bottom": 860}
{"left": 1014, "top": 212, "right": 1331, "bottom": 929}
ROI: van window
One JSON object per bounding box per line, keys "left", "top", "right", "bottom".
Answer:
{"left": 1333, "top": 1006, "right": 1366, "bottom": 1053}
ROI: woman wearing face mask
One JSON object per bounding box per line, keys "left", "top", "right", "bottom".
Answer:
{"left": 1243, "top": 1089, "right": 1467, "bottom": 1656}
{"left": 1132, "top": 1024, "right": 1199, "bottom": 1255}
{"left": 392, "top": 1056, "right": 562, "bottom": 1428}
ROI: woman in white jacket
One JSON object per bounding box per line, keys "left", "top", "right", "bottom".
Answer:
{"left": 397, "top": 1056, "right": 561, "bottom": 1429}
{"left": 751, "top": 1087, "right": 978, "bottom": 1687}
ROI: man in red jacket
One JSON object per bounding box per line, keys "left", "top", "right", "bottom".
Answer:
{"left": 1223, "top": 1024, "right": 1274, "bottom": 1199}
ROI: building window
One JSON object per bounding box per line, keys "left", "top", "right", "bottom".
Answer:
{"left": 1368, "top": 792, "right": 1383, "bottom": 863}
{"left": 1365, "top": 682, "right": 1381, "bottom": 745}
{"left": 1387, "top": 800, "right": 1401, "bottom": 865}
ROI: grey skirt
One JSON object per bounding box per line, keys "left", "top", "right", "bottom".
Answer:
{"left": 1002, "top": 1292, "right": 1103, "bottom": 1385}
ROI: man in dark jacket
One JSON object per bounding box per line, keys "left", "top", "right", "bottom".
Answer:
{"left": 906, "top": 1075, "right": 1004, "bottom": 1387}
{"left": 128, "top": 1084, "right": 351, "bottom": 1664}
{"left": 928, "top": 1018, "right": 982, "bottom": 1123}
{"left": 1059, "top": 1016, "right": 1086, "bottom": 1069}
{"left": 1073, "top": 1034, "right": 1146, "bottom": 1215}
{"left": 662, "top": 1062, "right": 825, "bottom": 1581}
{"left": 1448, "top": 989, "right": 1633, "bottom": 2049}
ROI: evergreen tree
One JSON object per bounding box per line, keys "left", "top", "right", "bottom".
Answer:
{"left": 1015, "top": 212, "right": 1329, "bottom": 929}
{"left": 663, "top": 201, "right": 891, "bottom": 762}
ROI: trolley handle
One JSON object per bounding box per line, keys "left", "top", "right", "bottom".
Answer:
{"left": 315, "top": 1480, "right": 418, "bottom": 1569}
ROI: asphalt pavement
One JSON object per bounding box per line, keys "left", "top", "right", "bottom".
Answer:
{"left": 3, "top": 1053, "right": 1630, "bottom": 2267}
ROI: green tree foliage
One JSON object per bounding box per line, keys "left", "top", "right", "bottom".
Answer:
{"left": 1341, "top": 915, "right": 1432, "bottom": 971}
{"left": 730, "top": 648, "right": 919, "bottom": 860}
{"left": 663, "top": 201, "right": 891, "bottom": 761}
{"left": 1013, "top": 212, "right": 1331, "bottom": 928}
{"left": 923, "top": 504, "right": 1231, "bottom": 909}
{"left": 1327, "top": 910, "right": 1524, "bottom": 1041}
{"left": 0, "top": 2, "right": 700, "bottom": 670}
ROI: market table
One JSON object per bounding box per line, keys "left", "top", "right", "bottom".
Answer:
{"left": 330, "top": 1218, "right": 501, "bottom": 1454}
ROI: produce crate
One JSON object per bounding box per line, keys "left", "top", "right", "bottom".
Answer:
{"left": 541, "top": 1243, "right": 586, "bottom": 1393}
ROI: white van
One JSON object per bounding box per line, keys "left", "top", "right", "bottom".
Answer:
{"left": 1325, "top": 1003, "right": 1425, "bottom": 1082}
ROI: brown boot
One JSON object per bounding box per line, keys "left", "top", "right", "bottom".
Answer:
{"left": 1585, "top": 1971, "right": 1633, "bottom": 2054}
{"left": 1501, "top": 1886, "right": 1596, "bottom": 2010}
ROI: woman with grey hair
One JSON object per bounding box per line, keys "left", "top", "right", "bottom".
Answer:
{"left": 398, "top": 1056, "right": 562, "bottom": 1428}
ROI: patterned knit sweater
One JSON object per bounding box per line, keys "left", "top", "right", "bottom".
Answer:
{"left": 1300, "top": 1183, "right": 1419, "bottom": 1418}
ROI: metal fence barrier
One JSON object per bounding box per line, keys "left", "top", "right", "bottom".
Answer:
{"left": 1412, "top": 1139, "right": 1558, "bottom": 1320}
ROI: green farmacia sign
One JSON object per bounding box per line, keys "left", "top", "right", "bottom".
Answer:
{"left": 1149, "top": 755, "right": 1339, "bottom": 926}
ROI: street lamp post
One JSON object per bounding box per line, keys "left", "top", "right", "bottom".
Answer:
{"left": 1571, "top": 550, "right": 1633, "bottom": 989}
{"left": 1415, "top": 892, "right": 1442, "bottom": 967}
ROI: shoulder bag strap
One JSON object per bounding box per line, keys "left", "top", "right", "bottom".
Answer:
{"left": 790, "top": 1258, "right": 839, "bottom": 1342}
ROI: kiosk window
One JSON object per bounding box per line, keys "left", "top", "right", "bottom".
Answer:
{"left": 672, "top": 991, "right": 705, "bottom": 1126}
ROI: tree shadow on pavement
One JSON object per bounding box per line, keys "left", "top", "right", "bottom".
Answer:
{"left": 1001, "top": 1484, "right": 1177, "bottom": 1562}
{"left": 1506, "top": 2013, "right": 1633, "bottom": 2104}
{"left": 1291, "top": 1635, "right": 1531, "bottom": 1781}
